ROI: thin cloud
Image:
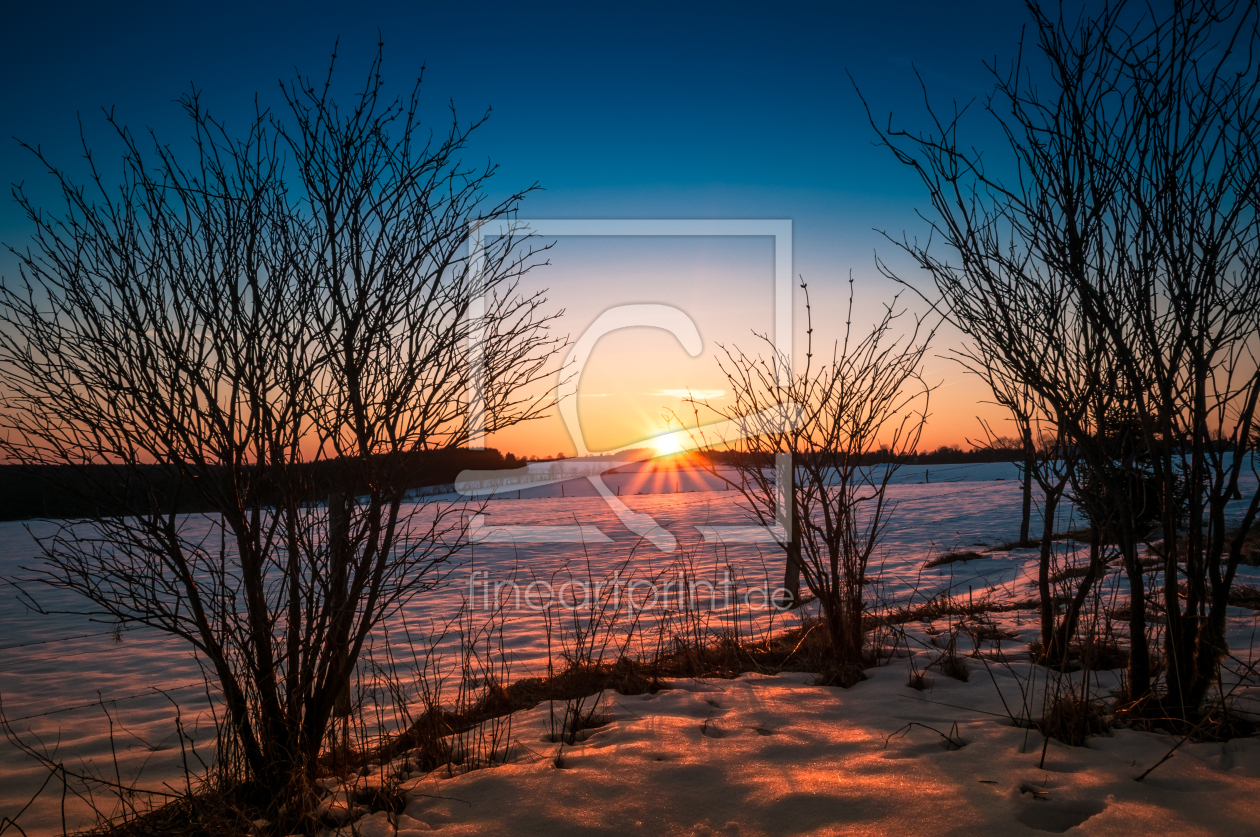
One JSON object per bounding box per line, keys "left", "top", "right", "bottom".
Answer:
{"left": 657, "top": 389, "right": 725, "bottom": 400}
{"left": 573, "top": 390, "right": 727, "bottom": 399}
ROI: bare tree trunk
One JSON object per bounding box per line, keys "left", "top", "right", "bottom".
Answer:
{"left": 1036, "top": 493, "right": 1060, "bottom": 659}
{"left": 328, "top": 492, "right": 352, "bottom": 720}
{"left": 1121, "top": 541, "right": 1152, "bottom": 700}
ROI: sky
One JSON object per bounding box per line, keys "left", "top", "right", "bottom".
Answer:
{"left": 0, "top": 0, "right": 1053, "bottom": 457}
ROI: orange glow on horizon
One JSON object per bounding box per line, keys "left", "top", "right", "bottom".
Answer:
{"left": 485, "top": 388, "right": 1012, "bottom": 461}
{"left": 472, "top": 236, "right": 1015, "bottom": 461}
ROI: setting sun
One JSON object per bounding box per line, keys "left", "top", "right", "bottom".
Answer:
{"left": 651, "top": 433, "right": 684, "bottom": 457}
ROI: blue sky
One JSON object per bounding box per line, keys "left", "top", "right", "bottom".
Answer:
{"left": 0, "top": 0, "right": 1034, "bottom": 246}
{"left": 0, "top": 0, "right": 1045, "bottom": 453}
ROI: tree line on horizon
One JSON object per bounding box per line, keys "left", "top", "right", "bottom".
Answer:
{"left": 0, "top": 448, "right": 524, "bottom": 522}
{"left": 0, "top": 441, "right": 1033, "bottom": 523}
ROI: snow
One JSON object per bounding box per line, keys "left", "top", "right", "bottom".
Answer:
{"left": 2, "top": 461, "right": 1259, "bottom": 835}
{"left": 379, "top": 670, "right": 1260, "bottom": 837}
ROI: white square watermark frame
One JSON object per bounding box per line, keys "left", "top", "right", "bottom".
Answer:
{"left": 465, "top": 218, "right": 794, "bottom": 547}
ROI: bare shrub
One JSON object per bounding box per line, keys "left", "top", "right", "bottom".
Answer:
{"left": 0, "top": 46, "right": 561, "bottom": 827}
{"left": 690, "top": 278, "right": 932, "bottom": 670}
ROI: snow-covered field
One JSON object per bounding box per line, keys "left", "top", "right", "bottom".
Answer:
{"left": 3, "top": 461, "right": 1259, "bottom": 835}
{"left": 371, "top": 669, "right": 1260, "bottom": 837}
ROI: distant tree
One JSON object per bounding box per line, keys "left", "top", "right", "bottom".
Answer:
{"left": 0, "top": 47, "right": 561, "bottom": 824}
{"left": 690, "top": 279, "right": 932, "bottom": 680}
{"left": 863, "top": 0, "right": 1260, "bottom": 708}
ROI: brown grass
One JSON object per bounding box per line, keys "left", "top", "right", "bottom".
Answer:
{"left": 1145, "top": 526, "right": 1260, "bottom": 567}
{"left": 985, "top": 529, "right": 1094, "bottom": 552}
{"left": 1028, "top": 639, "right": 1129, "bottom": 671}
{"left": 963, "top": 619, "right": 1020, "bottom": 645}
{"left": 369, "top": 619, "right": 871, "bottom": 773}
{"left": 1039, "top": 693, "right": 1110, "bottom": 746}
{"left": 1228, "top": 583, "right": 1260, "bottom": 610}
{"left": 923, "top": 551, "right": 985, "bottom": 568}
{"left": 1113, "top": 693, "right": 1259, "bottom": 741}
{"left": 66, "top": 783, "right": 276, "bottom": 837}
{"left": 1048, "top": 564, "right": 1093, "bottom": 584}
{"left": 1107, "top": 606, "right": 1166, "bottom": 625}
{"left": 1236, "top": 527, "right": 1260, "bottom": 567}
{"left": 883, "top": 595, "right": 1039, "bottom": 625}
{"left": 934, "top": 649, "right": 969, "bottom": 682}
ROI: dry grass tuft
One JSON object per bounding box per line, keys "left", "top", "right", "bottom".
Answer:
{"left": 65, "top": 783, "right": 270, "bottom": 837}
{"left": 962, "top": 616, "right": 1019, "bottom": 646}
{"left": 923, "top": 551, "right": 985, "bottom": 568}
{"left": 1048, "top": 564, "right": 1092, "bottom": 584}
{"left": 1107, "top": 606, "right": 1166, "bottom": 625}
{"left": 1029, "top": 639, "right": 1129, "bottom": 672}
{"left": 1228, "top": 583, "right": 1260, "bottom": 610}
{"left": 1112, "top": 691, "right": 1259, "bottom": 742}
{"left": 884, "top": 592, "right": 1039, "bottom": 625}
{"left": 1039, "top": 693, "right": 1110, "bottom": 746}
{"left": 934, "top": 650, "right": 969, "bottom": 682}
{"left": 351, "top": 781, "right": 408, "bottom": 815}
{"left": 1238, "top": 528, "right": 1260, "bottom": 566}
{"left": 985, "top": 529, "right": 1094, "bottom": 552}
{"left": 815, "top": 662, "right": 866, "bottom": 688}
